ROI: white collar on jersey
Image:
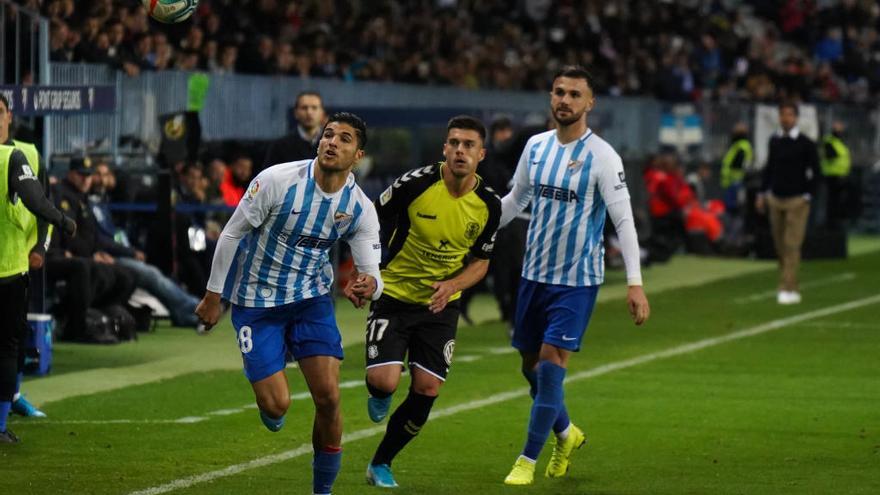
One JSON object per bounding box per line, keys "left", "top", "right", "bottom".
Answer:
{"left": 309, "top": 159, "right": 356, "bottom": 195}
{"left": 556, "top": 127, "right": 594, "bottom": 146}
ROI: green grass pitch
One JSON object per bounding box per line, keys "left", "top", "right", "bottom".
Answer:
{"left": 3, "top": 242, "right": 879, "bottom": 494}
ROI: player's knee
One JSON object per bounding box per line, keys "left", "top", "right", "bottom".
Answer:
{"left": 367, "top": 366, "right": 400, "bottom": 396}
{"left": 312, "top": 389, "right": 340, "bottom": 415}
{"left": 366, "top": 374, "right": 397, "bottom": 396}
{"left": 411, "top": 381, "right": 441, "bottom": 397}
{"left": 257, "top": 393, "right": 290, "bottom": 418}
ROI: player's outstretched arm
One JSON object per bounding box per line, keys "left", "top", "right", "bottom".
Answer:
{"left": 429, "top": 258, "right": 489, "bottom": 314}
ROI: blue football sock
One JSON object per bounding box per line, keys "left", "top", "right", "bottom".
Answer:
{"left": 0, "top": 401, "right": 10, "bottom": 432}
{"left": 522, "top": 361, "right": 566, "bottom": 460}
{"left": 259, "top": 410, "right": 285, "bottom": 432}
{"left": 313, "top": 446, "right": 342, "bottom": 495}
{"left": 523, "top": 367, "right": 570, "bottom": 435}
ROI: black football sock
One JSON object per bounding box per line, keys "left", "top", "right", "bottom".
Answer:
{"left": 371, "top": 389, "right": 436, "bottom": 466}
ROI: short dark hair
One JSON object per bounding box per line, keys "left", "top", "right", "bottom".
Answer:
{"left": 551, "top": 65, "right": 595, "bottom": 91}
{"left": 295, "top": 91, "right": 323, "bottom": 108}
{"left": 447, "top": 115, "right": 487, "bottom": 142}
{"left": 490, "top": 116, "right": 513, "bottom": 135}
{"left": 778, "top": 101, "right": 799, "bottom": 116}
{"left": 0, "top": 93, "right": 9, "bottom": 111}
{"left": 327, "top": 112, "right": 367, "bottom": 149}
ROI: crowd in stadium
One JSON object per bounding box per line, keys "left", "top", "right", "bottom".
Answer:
{"left": 29, "top": 0, "right": 880, "bottom": 103}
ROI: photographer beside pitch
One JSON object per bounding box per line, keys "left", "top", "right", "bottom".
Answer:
{"left": 499, "top": 66, "right": 650, "bottom": 485}
{"left": 195, "top": 112, "right": 382, "bottom": 495}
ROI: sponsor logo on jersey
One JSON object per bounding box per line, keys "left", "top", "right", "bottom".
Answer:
{"left": 443, "top": 339, "right": 455, "bottom": 366}
{"left": 538, "top": 184, "right": 579, "bottom": 202}
{"left": 380, "top": 186, "right": 393, "bottom": 205}
{"left": 416, "top": 212, "right": 437, "bottom": 220}
{"left": 464, "top": 221, "right": 480, "bottom": 240}
{"left": 18, "top": 164, "right": 35, "bottom": 181}
{"left": 419, "top": 249, "right": 460, "bottom": 262}
{"left": 614, "top": 170, "right": 627, "bottom": 190}
{"left": 438, "top": 239, "right": 450, "bottom": 250}
{"left": 295, "top": 235, "right": 335, "bottom": 250}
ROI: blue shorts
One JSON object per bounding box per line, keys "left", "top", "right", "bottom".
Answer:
{"left": 512, "top": 279, "right": 599, "bottom": 353}
{"left": 230, "top": 295, "right": 343, "bottom": 383}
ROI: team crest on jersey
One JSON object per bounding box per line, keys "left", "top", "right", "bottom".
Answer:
{"left": 245, "top": 179, "right": 260, "bottom": 201}
{"left": 567, "top": 159, "right": 584, "bottom": 171}
{"left": 334, "top": 211, "right": 353, "bottom": 230}
{"left": 443, "top": 340, "right": 455, "bottom": 366}
{"left": 380, "top": 186, "right": 393, "bottom": 206}
{"left": 368, "top": 345, "right": 379, "bottom": 359}
{"left": 464, "top": 221, "right": 480, "bottom": 240}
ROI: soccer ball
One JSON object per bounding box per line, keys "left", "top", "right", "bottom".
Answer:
{"left": 142, "top": 0, "right": 199, "bottom": 24}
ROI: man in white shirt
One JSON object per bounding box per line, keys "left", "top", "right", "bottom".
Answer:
{"left": 196, "top": 112, "right": 382, "bottom": 495}
{"left": 500, "top": 66, "right": 651, "bottom": 486}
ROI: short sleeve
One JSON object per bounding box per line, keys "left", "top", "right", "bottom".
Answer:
{"left": 470, "top": 189, "right": 502, "bottom": 259}
{"left": 596, "top": 150, "right": 630, "bottom": 205}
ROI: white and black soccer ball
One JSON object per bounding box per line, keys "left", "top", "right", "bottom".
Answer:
{"left": 142, "top": 0, "right": 199, "bottom": 24}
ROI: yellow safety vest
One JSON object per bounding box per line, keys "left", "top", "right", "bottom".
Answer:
{"left": 0, "top": 145, "right": 34, "bottom": 277}
{"left": 721, "top": 139, "right": 752, "bottom": 188}
{"left": 820, "top": 135, "right": 851, "bottom": 177}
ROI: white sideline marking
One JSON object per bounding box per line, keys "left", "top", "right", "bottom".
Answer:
{"left": 801, "top": 321, "right": 879, "bottom": 330}
{"left": 36, "top": 418, "right": 208, "bottom": 425}
{"left": 126, "top": 294, "right": 880, "bottom": 495}
{"left": 456, "top": 355, "right": 481, "bottom": 363}
{"left": 733, "top": 273, "right": 856, "bottom": 304}
{"left": 486, "top": 346, "right": 517, "bottom": 355}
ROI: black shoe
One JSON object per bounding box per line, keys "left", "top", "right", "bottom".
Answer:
{"left": 0, "top": 429, "right": 20, "bottom": 443}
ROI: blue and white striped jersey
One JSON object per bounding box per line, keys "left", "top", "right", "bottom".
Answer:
{"left": 207, "top": 159, "right": 381, "bottom": 308}
{"left": 502, "top": 129, "right": 630, "bottom": 287}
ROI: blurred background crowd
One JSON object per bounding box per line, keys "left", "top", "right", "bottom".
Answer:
{"left": 0, "top": 0, "right": 874, "bottom": 348}
{"left": 25, "top": 0, "right": 880, "bottom": 103}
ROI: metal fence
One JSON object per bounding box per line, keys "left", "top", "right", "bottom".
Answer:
{"left": 47, "top": 63, "right": 880, "bottom": 168}
{"left": 0, "top": 0, "right": 49, "bottom": 86}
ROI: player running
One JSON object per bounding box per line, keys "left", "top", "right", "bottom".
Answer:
{"left": 358, "top": 116, "right": 501, "bottom": 488}
{"left": 499, "top": 66, "right": 651, "bottom": 485}
{"left": 196, "top": 112, "right": 382, "bottom": 495}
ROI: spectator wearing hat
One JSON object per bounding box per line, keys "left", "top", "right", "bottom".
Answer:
{"left": 45, "top": 157, "right": 136, "bottom": 342}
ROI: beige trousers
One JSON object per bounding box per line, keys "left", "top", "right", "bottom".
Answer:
{"left": 767, "top": 195, "right": 810, "bottom": 291}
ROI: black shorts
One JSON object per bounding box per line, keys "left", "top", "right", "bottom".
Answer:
{"left": 364, "top": 294, "right": 460, "bottom": 381}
